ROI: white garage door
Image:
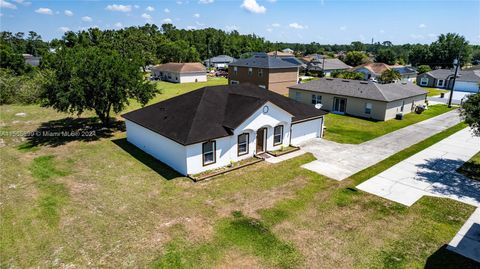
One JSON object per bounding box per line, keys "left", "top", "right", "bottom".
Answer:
{"left": 291, "top": 117, "right": 323, "bottom": 146}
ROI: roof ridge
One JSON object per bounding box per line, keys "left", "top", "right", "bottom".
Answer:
{"left": 184, "top": 87, "right": 208, "bottom": 143}
{"left": 371, "top": 83, "right": 389, "bottom": 101}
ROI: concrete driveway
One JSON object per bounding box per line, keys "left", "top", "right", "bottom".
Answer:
{"left": 447, "top": 208, "right": 480, "bottom": 263}
{"left": 356, "top": 128, "right": 480, "bottom": 207}
{"left": 300, "top": 110, "right": 462, "bottom": 181}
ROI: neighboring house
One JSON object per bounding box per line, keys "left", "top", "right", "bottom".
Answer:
{"left": 282, "top": 48, "right": 294, "bottom": 54}
{"left": 122, "top": 84, "right": 327, "bottom": 176}
{"left": 266, "top": 51, "right": 305, "bottom": 69}
{"left": 267, "top": 51, "right": 295, "bottom": 57}
{"left": 306, "top": 58, "right": 351, "bottom": 77}
{"left": 151, "top": 63, "right": 207, "bottom": 83}
{"left": 288, "top": 78, "right": 427, "bottom": 121}
{"left": 22, "top": 54, "right": 41, "bottom": 66}
{"left": 203, "top": 55, "right": 236, "bottom": 69}
{"left": 352, "top": 63, "right": 416, "bottom": 81}
{"left": 228, "top": 52, "right": 300, "bottom": 95}
{"left": 417, "top": 69, "right": 480, "bottom": 93}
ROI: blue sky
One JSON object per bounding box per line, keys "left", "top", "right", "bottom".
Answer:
{"left": 1, "top": 0, "right": 479, "bottom": 44}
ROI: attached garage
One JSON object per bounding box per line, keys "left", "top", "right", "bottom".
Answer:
{"left": 290, "top": 117, "right": 324, "bottom": 146}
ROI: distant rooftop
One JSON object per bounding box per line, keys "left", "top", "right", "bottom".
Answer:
{"left": 229, "top": 52, "right": 299, "bottom": 69}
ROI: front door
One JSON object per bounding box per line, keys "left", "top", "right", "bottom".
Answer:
{"left": 256, "top": 128, "right": 266, "bottom": 153}
{"left": 333, "top": 97, "right": 347, "bottom": 114}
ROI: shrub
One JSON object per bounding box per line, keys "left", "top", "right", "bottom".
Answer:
{"left": 0, "top": 69, "right": 47, "bottom": 104}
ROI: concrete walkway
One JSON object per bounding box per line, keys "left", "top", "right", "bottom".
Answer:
{"left": 300, "top": 110, "right": 462, "bottom": 181}
{"left": 262, "top": 149, "right": 306, "bottom": 164}
{"left": 357, "top": 128, "right": 480, "bottom": 207}
{"left": 447, "top": 208, "right": 480, "bottom": 263}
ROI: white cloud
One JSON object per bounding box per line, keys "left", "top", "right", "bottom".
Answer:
{"left": 199, "top": 0, "right": 214, "bottom": 3}
{"left": 186, "top": 25, "right": 197, "bottom": 30}
{"left": 58, "top": 26, "right": 70, "bottom": 32}
{"left": 134, "top": 5, "right": 139, "bottom": 9}
{"left": 339, "top": 25, "right": 347, "bottom": 31}
{"left": 193, "top": 13, "right": 200, "bottom": 18}
{"left": 13, "top": 0, "right": 29, "bottom": 6}
{"left": 289, "top": 22, "right": 306, "bottom": 29}
{"left": 266, "top": 28, "right": 273, "bottom": 32}
{"left": 164, "top": 8, "right": 170, "bottom": 13}
{"left": 81, "top": 16, "right": 92, "bottom": 22}
{"left": 266, "top": 0, "right": 277, "bottom": 2}
{"left": 196, "top": 21, "right": 205, "bottom": 26}
{"left": 241, "top": 0, "right": 266, "bottom": 14}
{"left": 64, "top": 10, "right": 73, "bottom": 16}
{"left": 176, "top": 1, "right": 182, "bottom": 4}
{"left": 35, "top": 8, "right": 53, "bottom": 15}
{"left": 1, "top": 0, "right": 17, "bottom": 9}
{"left": 141, "top": 13, "right": 152, "bottom": 20}
{"left": 106, "top": 4, "right": 132, "bottom": 12}
{"left": 163, "top": 18, "right": 172, "bottom": 23}
{"left": 114, "top": 22, "right": 123, "bottom": 28}
{"left": 146, "top": 6, "right": 155, "bottom": 12}
{"left": 379, "top": 29, "right": 385, "bottom": 34}
{"left": 271, "top": 23, "right": 280, "bottom": 27}
{"left": 225, "top": 25, "right": 238, "bottom": 31}
{"left": 418, "top": 23, "right": 426, "bottom": 28}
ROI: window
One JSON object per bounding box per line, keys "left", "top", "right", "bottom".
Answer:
{"left": 237, "top": 133, "right": 249, "bottom": 156}
{"left": 258, "top": 69, "right": 263, "bottom": 77}
{"left": 233, "top": 66, "right": 238, "bottom": 76}
{"left": 295, "top": 92, "right": 301, "bottom": 101}
{"left": 420, "top": 77, "right": 429, "bottom": 86}
{"left": 365, "top": 103, "right": 372, "bottom": 114}
{"left": 273, "top": 125, "right": 283, "bottom": 146}
{"left": 311, "top": 94, "right": 322, "bottom": 105}
{"left": 248, "top": 68, "right": 253, "bottom": 76}
{"left": 437, "top": 79, "right": 445, "bottom": 87}
{"left": 202, "top": 141, "right": 216, "bottom": 166}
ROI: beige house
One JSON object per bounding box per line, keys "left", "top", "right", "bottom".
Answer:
{"left": 288, "top": 78, "right": 427, "bottom": 121}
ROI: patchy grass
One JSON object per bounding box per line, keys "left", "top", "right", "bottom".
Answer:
{"left": 424, "top": 87, "right": 449, "bottom": 97}
{"left": 0, "top": 102, "right": 474, "bottom": 268}
{"left": 457, "top": 151, "right": 480, "bottom": 181}
{"left": 324, "top": 105, "right": 454, "bottom": 144}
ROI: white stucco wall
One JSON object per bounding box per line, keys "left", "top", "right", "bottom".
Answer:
{"left": 454, "top": 81, "right": 480, "bottom": 93}
{"left": 180, "top": 73, "right": 207, "bottom": 83}
{"left": 291, "top": 117, "right": 323, "bottom": 146}
{"left": 125, "top": 120, "right": 187, "bottom": 175}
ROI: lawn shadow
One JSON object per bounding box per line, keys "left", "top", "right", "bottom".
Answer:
{"left": 425, "top": 244, "right": 480, "bottom": 269}
{"left": 112, "top": 138, "right": 183, "bottom": 181}
{"left": 23, "top": 117, "right": 125, "bottom": 148}
{"left": 414, "top": 158, "right": 480, "bottom": 204}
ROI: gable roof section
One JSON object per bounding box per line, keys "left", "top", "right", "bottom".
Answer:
{"left": 229, "top": 53, "right": 299, "bottom": 69}
{"left": 152, "top": 62, "right": 206, "bottom": 73}
{"left": 123, "top": 84, "right": 327, "bottom": 145}
{"left": 308, "top": 58, "right": 351, "bottom": 70}
{"left": 352, "top": 63, "right": 391, "bottom": 75}
{"left": 267, "top": 51, "right": 295, "bottom": 57}
{"left": 426, "top": 69, "right": 480, "bottom": 82}
{"left": 289, "top": 78, "right": 427, "bottom": 102}
{"left": 204, "top": 55, "right": 236, "bottom": 63}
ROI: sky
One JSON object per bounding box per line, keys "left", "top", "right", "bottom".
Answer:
{"left": 1, "top": 0, "right": 479, "bottom": 45}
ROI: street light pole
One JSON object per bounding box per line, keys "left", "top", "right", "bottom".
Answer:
{"left": 447, "top": 58, "right": 460, "bottom": 108}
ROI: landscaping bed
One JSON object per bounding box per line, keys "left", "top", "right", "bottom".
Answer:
{"left": 268, "top": 145, "right": 300, "bottom": 157}
{"left": 189, "top": 156, "right": 263, "bottom": 181}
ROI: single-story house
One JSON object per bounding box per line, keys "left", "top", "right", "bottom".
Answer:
{"left": 22, "top": 54, "right": 41, "bottom": 66}
{"left": 151, "top": 63, "right": 207, "bottom": 83}
{"left": 306, "top": 58, "right": 351, "bottom": 77}
{"left": 352, "top": 63, "right": 416, "bottom": 82}
{"left": 203, "top": 55, "right": 236, "bottom": 69}
{"left": 122, "top": 84, "right": 327, "bottom": 175}
{"left": 282, "top": 48, "right": 294, "bottom": 54}
{"left": 288, "top": 78, "right": 427, "bottom": 121}
{"left": 417, "top": 69, "right": 480, "bottom": 93}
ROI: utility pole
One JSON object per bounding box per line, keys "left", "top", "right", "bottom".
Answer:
{"left": 447, "top": 58, "right": 460, "bottom": 108}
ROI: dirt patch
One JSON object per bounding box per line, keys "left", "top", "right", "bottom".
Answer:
{"left": 215, "top": 250, "right": 265, "bottom": 269}
{"left": 214, "top": 176, "right": 309, "bottom": 218}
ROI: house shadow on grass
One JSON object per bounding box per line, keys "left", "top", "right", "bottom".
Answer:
{"left": 425, "top": 244, "right": 480, "bottom": 269}
{"left": 23, "top": 117, "right": 125, "bottom": 148}
{"left": 414, "top": 158, "right": 480, "bottom": 204}
{"left": 112, "top": 138, "right": 183, "bottom": 181}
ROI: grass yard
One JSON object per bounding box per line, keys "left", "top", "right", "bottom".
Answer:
{"left": 0, "top": 102, "right": 475, "bottom": 268}
{"left": 424, "top": 87, "right": 450, "bottom": 97}
{"left": 324, "top": 104, "right": 454, "bottom": 144}
{"left": 457, "top": 151, "right": 480, "bottom": 181}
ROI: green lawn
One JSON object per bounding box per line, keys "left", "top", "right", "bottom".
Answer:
{"left": 424, "top": 87, "right": 449, "bottom": 97}
{"left": 0, "top": 102, "right": 474, "bottom": 268}
{"left": 324, "top": 105, "right": 454, "bottom": 144}
{"left": 457, "top": 151, "right": 480, "bottom": 181}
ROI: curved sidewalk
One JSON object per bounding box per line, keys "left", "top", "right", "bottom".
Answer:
{"left": 301, "top": 110, "right": 462, "bottom": 181}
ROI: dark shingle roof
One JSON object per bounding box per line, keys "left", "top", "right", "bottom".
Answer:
{"left": 229, "top": 53, "right": 299, "bottom": 69}
{"left": 289, "top": 78, "right": 427, "bottom": 102}
{"left": 122, "top": 84, "right": 327, "bottom": 145}
{"left": 427, "top": 69, "right": 480, "bottom": 82}
{"left": 308, "top": 58, "right": 351, "bottom": 71}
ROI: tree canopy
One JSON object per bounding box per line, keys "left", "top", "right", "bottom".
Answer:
{"left": 379, "top": 69, "right": 401, "bottom": 83}
{"left": 344, "top": 51, "right": 369, "bottom": 66}
{"left": 461, "top": 93, "right": 480, "bottom": 136}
